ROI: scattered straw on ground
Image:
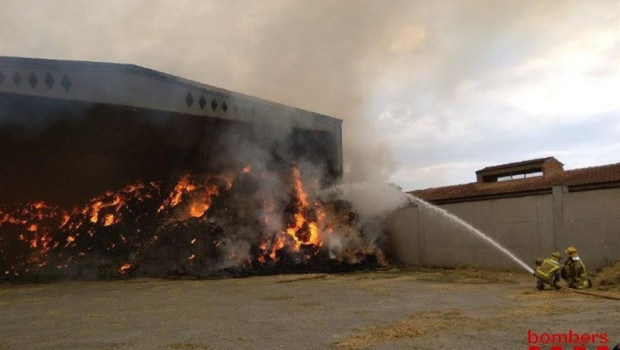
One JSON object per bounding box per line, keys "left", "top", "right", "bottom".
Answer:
{"left": 593, "top": 260, "right": 620, "bottom": 290}
{"left": 331, "top": 310, "right": 467, "bottom": 349}
{"left": 498, "top": 303, "right": 566, "bottom": 319}
{"left": 275, "top": 274, "right": 329, "bottom": 283}
{"left": 165, "top": 343, "right": 210, "bottom": 350}
{"left": 332, "top": 281, "right": 580, "bottom": 350}
{"left": 511, "top": 287, "right": 574, "bottom": 301}
{"left": 405, "top": 267, "right": 521, "bottom": 284}
{"left": 332, "top": 303, "right": 578, "bottom": 350}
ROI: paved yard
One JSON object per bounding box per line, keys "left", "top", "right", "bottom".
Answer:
{"left": 0, "top": 268, "right": 618, "bottom": 349}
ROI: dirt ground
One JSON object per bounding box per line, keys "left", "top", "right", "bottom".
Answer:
{"left": 1, "top": 268, "right": 618, "bottom": 350}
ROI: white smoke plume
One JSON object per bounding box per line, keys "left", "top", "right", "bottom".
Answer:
{"left": 2, "top": 0, "right": 619, "bottom": 191}
{"left": 321, "top": 183, "right": 411, "bottom": 221}
{"left": 317, "top": 182, "right": 412, "bottom": 261}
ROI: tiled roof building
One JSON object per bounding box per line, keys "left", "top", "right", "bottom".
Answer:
{"left": 411, "top": 157, "right": 620, "bottom": 204}
{"left": 390, "top": 157, "right": 620, "bottom": 270}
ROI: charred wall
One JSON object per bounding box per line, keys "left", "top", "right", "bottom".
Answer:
{"left": 0, "top": 92, "right": 340, "bottom": 206}
{"left": 0, "top": 56, "right": 370, "bottom": 281}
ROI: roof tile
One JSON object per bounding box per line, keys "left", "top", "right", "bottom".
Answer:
{"left": 411, "top": 162, "right": 620, "bottom": 203}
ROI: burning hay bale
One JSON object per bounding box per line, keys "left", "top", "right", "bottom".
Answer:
{"left": 0, "top": 164, "right": 390, "bottom": 281}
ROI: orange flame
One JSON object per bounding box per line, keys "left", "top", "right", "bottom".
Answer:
{"left": 264, "top": 235, "right": 287, "bottom": 261}
{"left": 158, "top": 175, "right": 195, "bottom": 213}
{"left": 84, "top": 193, "right": 124, "bottom": 225}
{"left": 257, "top": 165, "right": 325, "bottom": 262}
{"left": 103, "top": 214, "right": 115, "bottom": 226}
{"left": 1, "top": 165, "right": 361, "bottom": 277}
{"left": 119, "top": 263, "right": 132, "bottom": 274}
{"left": 284, "top": 165, "right": 322, "bottom": 247}
{"left": 158, "top": 175, "right": 231, "bottom": 218}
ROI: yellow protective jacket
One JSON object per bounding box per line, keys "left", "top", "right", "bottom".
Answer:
{"left": 563, "top": 257, "right": 587, "bottom": 277}
{"left": 535, "top": 258, "right": 561, "bottom": 282}
{"left": 563, "top": 257, "right": 590, "bottom": 288}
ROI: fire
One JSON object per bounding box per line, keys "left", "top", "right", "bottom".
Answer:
{"left": 119, "top": 263, "right": 132, "bottom": 274}
{"left": 257, "top": 240, "right": 269, "bottom": 264}
{"left": 189, "top": 203, "right": 208, "bottom": 217}
{"left": 158, "top": 175, "right": 230, "bottom": 218}
{"left": 286, "top": 214, "right": 305, "bottom": 248}
{"left": 0, "top": 164, "right": 383, "bottom": 281}
{"left": 88, "top": 201, "right": 103, "bottom": 223}
{"left": 60, "top": 214, "right": 70, "bottom": 227}
{"left": 284, "top": 164, "right": 322, "bottom": 247}
{"left": 270, "top": 235, "right": 286, "bottom": 260}
{"left": 159, "top": 175, "right": 196, "bottom": 212}
{"left": 216, "top": 174, "right": 234, "bottom": 191}
{"left": 83, "top": 191, "right": 127, "bottom": 226}
{"left": 291, "top": 166, "right": 309, "bottom": 208}
{"left": 103, "top": 214, "right": 115, "bottom": 226}
{"left": 256, "top": 164, "right": 326, "bottom": 262}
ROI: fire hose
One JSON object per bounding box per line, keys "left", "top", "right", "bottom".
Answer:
{"left": 559, "top": 285, "right": 620, "bottom": 301}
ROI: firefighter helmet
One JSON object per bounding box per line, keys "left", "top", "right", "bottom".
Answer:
{"left": 565, "top": 246, "right": 578, "bottom": 255}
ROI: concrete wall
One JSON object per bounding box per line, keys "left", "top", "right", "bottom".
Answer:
{"left": 563, "top": 188, "right": 620, "bottom": 268}
{"left": 387, "top": 187, "right": 620, "bottom": 271}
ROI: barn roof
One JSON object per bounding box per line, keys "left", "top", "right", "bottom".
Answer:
{"left": 411, "top": 161, "right": 620, "bottom": 204}
{"left": 0, "top": 56, "right": 340, "bottom": 131}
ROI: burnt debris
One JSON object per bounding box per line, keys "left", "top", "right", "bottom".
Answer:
{"left": 1, "top": 166, "right": 385, "bottom": 282}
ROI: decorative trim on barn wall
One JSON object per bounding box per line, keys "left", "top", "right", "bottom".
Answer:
{"left": 0, "top": 69, "right": 73, "bottom": 92}
{"left": 0, "top": 56, "right": 341, "bottom": 132}
{"left": 184, "top": 91, "right": 236, "bottom": 117}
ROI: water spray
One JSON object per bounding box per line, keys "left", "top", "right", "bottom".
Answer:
{"left": 402, "top": 194, "right": 620, "bottom": 299}
{"left": 406, "top": 194, "right": 535, "bottom": 275}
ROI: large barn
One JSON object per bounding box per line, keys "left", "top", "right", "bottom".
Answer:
{"left": 0, "top": 56, "right": 342, "bottom": 206}
{"left": 0, "top": 56, "right": 351, "bottom": 280}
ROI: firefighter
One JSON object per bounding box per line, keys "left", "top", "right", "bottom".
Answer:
{"left": 561, "top": 246, "right": 592, "bottom": 289}
{"left": 534, "top": 252, "right": 562, "bottom": 290}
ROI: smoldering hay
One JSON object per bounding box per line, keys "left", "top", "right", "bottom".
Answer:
{"left": 0, "top": 161, "right": 414, "bottom": 281}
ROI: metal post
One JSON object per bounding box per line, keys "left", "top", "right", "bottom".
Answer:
{"left": 552, "top": 185, "right": 565, "bottom": 251}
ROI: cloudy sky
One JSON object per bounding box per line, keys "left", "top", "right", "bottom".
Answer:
{"left": 2, "top": 0, "right": 619, "bottom": 190}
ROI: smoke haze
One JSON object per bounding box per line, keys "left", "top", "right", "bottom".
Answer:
{"left": 1, "top": 0, "right": 619, "bottom": 189}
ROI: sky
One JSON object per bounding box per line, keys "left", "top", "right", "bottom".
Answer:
{"left": 1, "top": 0, "right": 619, "bottom": 191}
